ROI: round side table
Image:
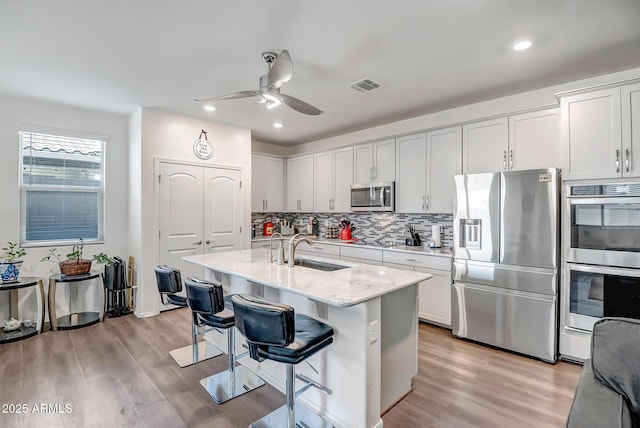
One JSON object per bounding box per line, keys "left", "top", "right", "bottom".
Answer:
{"left": 0, "top": 277, "right": 45, "bottom": 343}
{"left": 48, "top": 273, "right": 104, "bottom": 331}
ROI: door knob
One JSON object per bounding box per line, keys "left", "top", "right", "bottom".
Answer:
{"left": 194, "top": 240, "right": 203, "bottom": 245}
{"left": 205, "top": 240, "right": 211, "bottom": 244}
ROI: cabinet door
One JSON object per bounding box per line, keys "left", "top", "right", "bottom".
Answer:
{"left": 314, "top": 151, "right": 333, "bottom": 212}
{"left": 462, "top": 117, "right": 508, "bottom": 173}
{"left": 415, "top": 267, "right": 451, "bottom": 327}
{"left": 561, "top": 88, "right": 622, "bottom": 180}
{"left": 353, "top": 143, "right": 373, "bottom": 184}
{"left": 251, "top": 155, "right": 265, "bottom": 212}
{"left": 509, "top": 109, "right": 561, "bottom": 170}
{"left": 622, "top": 83, "right": 640, "bottom": 178}
{"left": 298, "top": 155, "right": 314, "bottom": 212}
{"left": 333, "top": 147, "right": 354, "bottom": 212}
{"left": 396, "top": 133, "right": 426, "bottom": 213}
{"left": 374, "top": 139, "right": 396, "bottom": 182}
{"left": 426, "top": 126, "right": 461, "bottom": 213}
{"left": 263, "top": 156, "right": 284, "bottom": 212}
{"left": 286, "top": 157, "right": 301, "bottom": 211}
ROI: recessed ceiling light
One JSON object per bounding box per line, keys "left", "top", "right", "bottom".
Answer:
{"left": 273, "top": 122, "right": 283, "bottom": 128}
{"left": 511, "top": 39, "right": 533, "bottom": 51}
{"left": 203, "top": 105, "right": 216, "bottom": 112}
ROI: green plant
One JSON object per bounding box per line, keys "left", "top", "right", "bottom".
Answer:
{"left": 41, "top": 238, "right": 88, "bottom": 264}
{"left": 93, "top": 252, "right": 112, "bottom": 266}
{"left": 0, "top": 241, "right": 27, "bottom": 263}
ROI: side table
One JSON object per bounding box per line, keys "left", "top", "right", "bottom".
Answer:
{"left": 0, "top": 277, "right": 45, "bottom": 343}
{"left": 48, "top": 273, "right": 104, "bottom": 331}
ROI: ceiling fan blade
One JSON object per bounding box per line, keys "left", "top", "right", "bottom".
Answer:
{"left": 195, "top": 90, "right": 257, "bottom": 102}
{"left": 280, "top": 93, "right": 323, "bottom": 115}
{"left": 267, "top": 50, "right": 293, "bottom": 89}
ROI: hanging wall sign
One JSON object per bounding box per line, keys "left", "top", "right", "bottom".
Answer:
{"left": 193, "top": 129, "right": 213, "bottom": 160}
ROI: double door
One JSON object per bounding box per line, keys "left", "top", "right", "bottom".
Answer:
{"left": 158, "top": 162, "right": 243, "bottom": 295}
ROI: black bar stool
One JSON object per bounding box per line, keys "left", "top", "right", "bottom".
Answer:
{"left": 154, "top": 266, "right": 221, "bottom": 367}
{"left": 185, "top": 278, "right": 265, "bottom": 403}
{"left": 232, "top": 294, "right": 335, "bottom": 428}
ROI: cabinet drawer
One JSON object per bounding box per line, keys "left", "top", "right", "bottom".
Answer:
{"left": 251, "top": 241, "right": 272, "bottom": 250}
{"left": 340, "top": 246, "right": 383, "bottom": 263}
{"left": 298, "top": 242, "right": 341, "bottom": 257}
{"left": 383, "top": 251, "right": 451, "bottom": 271}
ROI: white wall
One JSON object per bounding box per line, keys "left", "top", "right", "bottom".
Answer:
{"left": 132, "top": 108, "right": 252, "bottom": 317}
{"left": 0, "top": 93, "right": 129, "bottom": 319}
{"left": 284, "top": 67, "right": 640, "bottom": 156}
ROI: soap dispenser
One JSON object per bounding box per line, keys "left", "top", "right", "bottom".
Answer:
{"left": 276, "top": 240, "right": 286, "bottom": 265}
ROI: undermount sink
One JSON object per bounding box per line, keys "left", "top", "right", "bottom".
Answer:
{"left": 292, "top": 258, "right": 350, "bottom": 271}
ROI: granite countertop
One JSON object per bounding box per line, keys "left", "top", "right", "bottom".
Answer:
{"left": 251, "top": 236, "right": 452, "bottom": 258}
{"left": 183, "top": 250, "right": 431, "bottom": 307}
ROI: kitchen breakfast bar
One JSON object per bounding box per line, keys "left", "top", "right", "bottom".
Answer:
{"left": 184, "top": 249, "right": 431, "bottom": 428}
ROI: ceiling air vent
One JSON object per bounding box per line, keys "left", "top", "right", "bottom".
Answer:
{"left": 348, "top": 78, "right": 383, "bottom": 93}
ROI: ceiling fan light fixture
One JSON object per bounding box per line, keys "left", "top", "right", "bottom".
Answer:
{"left": 262, "top": 92, "right": 282, "bottom": 107}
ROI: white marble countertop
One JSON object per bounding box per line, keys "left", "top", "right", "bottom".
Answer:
{"left": 184, "top": 249, "right": 431, "bottom": 307}
{"left": 252, "top": 236, "right": 452, "bottom": 258}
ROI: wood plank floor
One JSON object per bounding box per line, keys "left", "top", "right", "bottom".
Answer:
{"left": 0, "top": 308, "right": 581, "bottom": 427}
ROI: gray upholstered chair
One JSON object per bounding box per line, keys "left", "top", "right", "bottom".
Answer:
{"left": 566, "top": 317, "right": 640, "bottom": 428}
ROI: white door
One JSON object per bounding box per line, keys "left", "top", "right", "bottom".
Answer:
{"left": 509, "top": 108, "right": 561, "bottom": 170}
{"left": 373, "top": 139, "right": 396, "bottom": 182}
{"left": 622, "top": 83, "right": 640, "bottom": 178}
{"left": 426, "top": 126, "right": 462, "bottom": 213}
{"left": 158, "top": 162, "right": 205, "bottom": 289}
{"left": 251, "top": 155, "right": 265, "bottom": 212}
{"left": 314, "top": 151, "right": 333, "bottom": 212}
{"left": 204, "top": 167, "right": 243, "bottom": 253}
{"left": 263, "top": 156, "right": 284, "bottom": 211}
{"left": 416, "top": 267, "right": 451, "bottom": 327}
{"left": 353, "top": 143, "right": 373, "bottom": 184}
{"left": 333, "top": 147, "right": 354, "bottom": 212}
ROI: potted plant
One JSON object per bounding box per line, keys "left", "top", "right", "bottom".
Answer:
{"left": 0, "top": 241, "right": 27, "bottom": 283}
{"left": 41, "top": 238, "right": 92, "bottom": 276}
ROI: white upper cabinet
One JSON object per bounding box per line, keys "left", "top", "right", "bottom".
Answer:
{"left": 396, "top": 133, "right": 427, "bottom": 213}
{"left": 622, "top": 83, "right": 640, "bottom": 178}
{"left": 396, "top": 128, "right": 461, "bottom": 214}
{"left": 286, "top": 155, "right": 314, "bottom": 212}
{"left": 508, "top": 108, "right": 561, "bottom": 170}
{"left": 426, "top": 126, "right": 462, "bottom": 213}
{"left": 462, "top": 117, "right": 508, "bottom": 174}
{"left": 314, "top": 147, "right": 353, "bottom": 213}
{"left": 561, "top": 88, "right": 622, "bottom": 180}
{"left": 353, "top": 139, "right": 395, "bottom": 183}
{"left": 251, "top": 154, "right": 284, "bottom": 212}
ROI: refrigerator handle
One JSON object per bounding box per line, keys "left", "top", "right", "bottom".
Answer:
{"left": 503, "top": 150, "right": 507, "bottom": 171}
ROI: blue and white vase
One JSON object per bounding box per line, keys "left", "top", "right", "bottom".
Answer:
{"left": 0, "top": 261, "right": 23, "bottom": 283}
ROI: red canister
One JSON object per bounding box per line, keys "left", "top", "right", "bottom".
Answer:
{"left": 263, "top": 221, "right": 274, "bottom": 236}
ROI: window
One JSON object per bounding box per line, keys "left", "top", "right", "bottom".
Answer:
{"left": 20, "top": 131, "right": 105, "bottom": 246}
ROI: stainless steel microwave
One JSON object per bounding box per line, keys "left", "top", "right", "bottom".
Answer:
{"left": 350, "top": 182, "right": 394, "bottom": 212}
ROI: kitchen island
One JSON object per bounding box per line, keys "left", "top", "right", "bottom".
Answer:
{"left": 184, "top": 249, "right": 431, "bottom": 428}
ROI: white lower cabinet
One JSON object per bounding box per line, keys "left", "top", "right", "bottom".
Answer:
{"left": 382, "top": 251, "right": 452, "bottom": 328}
{"left": 297, "top": 241, "right": 341, "bottom": 259}
{"left": 340, "top": 246, "right": 383, "bottom": 266}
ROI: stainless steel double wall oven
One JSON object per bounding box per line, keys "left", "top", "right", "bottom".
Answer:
{"left": 565, "top": 182, "right": 640, "bottom": 332}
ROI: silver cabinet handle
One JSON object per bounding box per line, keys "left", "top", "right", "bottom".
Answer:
{"left": 265, "top": 200, "right": 268, "bottom": 211}
{"left": 426, "top": 195, "right": 430, "bottom": 210}
{"left": 421, "top": 195, "right": 425, "bottom": 210}
{"left": 616, "top": 149, "right": 620, "bottom": 173}
{"left": 503, "top": 150, "right": 507, "bottom": 171}
{"left": 509, "top": 150, "right": 513, "bottom": 170}
{"left": 406, "top": 258, "right": 422, "bottom": 263}
{"left": 194, "top": 240, "right": 203, "bottom": 245}
{"left": 626, "top": 148, "right": 631, "bottom": 173}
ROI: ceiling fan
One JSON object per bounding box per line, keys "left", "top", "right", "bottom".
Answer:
{"left": 195, "top": 50, "right": 323, "bottom": 115}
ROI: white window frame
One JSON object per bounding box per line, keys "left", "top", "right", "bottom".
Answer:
{"left": 19, "top": 129, "right": 106, "bottom": 247}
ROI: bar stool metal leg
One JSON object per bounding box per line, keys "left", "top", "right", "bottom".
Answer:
{"left": 199, "top": 327, "right": 265, "bottom": 403}
{"left": 168, "top": 313, "right": 222, "bottom": 368}
{"left": 249, "top": 363, "right": 334, "bottom": 428}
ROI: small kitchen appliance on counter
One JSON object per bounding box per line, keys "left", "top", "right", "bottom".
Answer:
{"left": 405, "top": 225, "right": 421, "bottom": 246}
{"left": 430, "top": 224, "right": 442, "bottom": 248}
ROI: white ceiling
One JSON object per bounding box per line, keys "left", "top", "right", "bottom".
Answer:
{"left": 2, "top": 1, "right": 640, "bottom": 146}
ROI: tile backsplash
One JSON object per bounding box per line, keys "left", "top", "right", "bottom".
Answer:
{"left": 252, "top": 212, "right": 453, "bottom": 248}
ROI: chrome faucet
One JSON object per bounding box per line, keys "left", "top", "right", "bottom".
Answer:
{"left": 269, "top": 232, "right": 283, "bottom": 263}
{"left": 288, "top": 233, "right": 314, "bottom": 267}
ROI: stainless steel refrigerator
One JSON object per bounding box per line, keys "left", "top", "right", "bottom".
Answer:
{"left": 452, "top": 168, "right": 559, "bottom": 363}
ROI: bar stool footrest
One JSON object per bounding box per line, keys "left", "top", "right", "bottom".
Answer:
{"left": 169, "top": 340, "right": 222, "bottom": 368}
{"left": 199, "top": 364, "right": 265, "bottom": 404}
